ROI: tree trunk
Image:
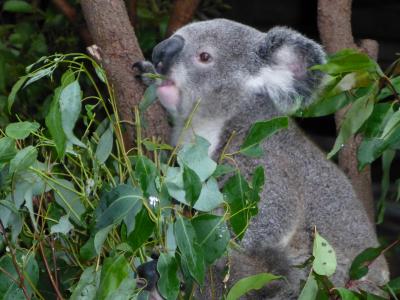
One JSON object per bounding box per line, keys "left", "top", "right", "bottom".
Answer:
{"left": 166, "top": 0, "right": 201, "bottom": 36}
{"left": 80, "top": 0, "right": 170, "bottom": 149}
{"left": 317, "top": 0, "right": 378, "bottom": 221}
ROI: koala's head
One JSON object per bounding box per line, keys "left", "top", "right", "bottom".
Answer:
{"left": 152, "top": 19, "right": 325, "bottom": 123}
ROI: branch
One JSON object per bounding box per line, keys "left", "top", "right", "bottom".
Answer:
{"left": 80, "top": 0, "right": 170, "bottom": 149}
{"left": 0, "top": 221, "right": 31, "bottom": 300}
{"left": 317, "top": 0, "right": 378, "bottom": 222}
{"left": 38, "top": 240, "right": 64, "bottom": 300}
{"left": 166, "top": 0, "right": 201, "bottom": 36}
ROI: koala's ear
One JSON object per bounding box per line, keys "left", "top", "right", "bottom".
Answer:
{"left": 249, "top": 27, "right": 326, "bottom": 113}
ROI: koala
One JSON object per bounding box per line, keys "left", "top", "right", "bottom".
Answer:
{"left": 134, "top": 18, "right": 389, "bottom": 299}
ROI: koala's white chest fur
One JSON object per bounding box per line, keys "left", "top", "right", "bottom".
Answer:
{"left": 183, "top": 118, "right": 226, "bottom": 155}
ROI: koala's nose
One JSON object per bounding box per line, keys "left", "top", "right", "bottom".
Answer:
{"left": 152, "top": 35, "right": 184, "bottom": 74}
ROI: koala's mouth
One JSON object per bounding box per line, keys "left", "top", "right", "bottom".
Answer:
{"left": 156, "top": 79, "right": 180, "bottom": 110}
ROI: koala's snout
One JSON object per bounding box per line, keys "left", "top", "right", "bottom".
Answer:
{"left": 152, "top": 35, "right": 184, "bottom": 74}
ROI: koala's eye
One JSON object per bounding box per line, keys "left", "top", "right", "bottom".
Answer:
{"left": 199, "top": 52, "right": 212, "bottom": 63}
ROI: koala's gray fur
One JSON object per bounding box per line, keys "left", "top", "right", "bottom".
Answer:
{"left": 135, "top": 18, "right": 389, "bottom": 299}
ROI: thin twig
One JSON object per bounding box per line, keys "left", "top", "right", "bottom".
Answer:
{"left": 0, "top": 220, "right": 31, "bottom": 300}
{"left": 38, "top": 240, "right": 64, "bottom": 300}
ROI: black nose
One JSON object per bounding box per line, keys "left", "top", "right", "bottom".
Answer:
{"left": 152, "top": 35, "right": 184, "bottom": 74}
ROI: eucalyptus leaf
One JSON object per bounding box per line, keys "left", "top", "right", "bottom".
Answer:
{"left": 139, "top": 84, "right": 158, "bottom": 112}
{"left": 349, "top": 246, "right": 383, "bottom": 280}
{"left": 7, "top": 76, "right": 27, "bottom": 111}
{"left": 127, "top": 208, "right": 155, "bottom": 252}
{"left": 157, "top": 253, "right": 180, "bottom": 300}
{"left": 193, "top": 177, "right": 224, "bottom": 212}
{"left": 298, "top": 272, "right": 318, "bottom": 300}
{"left": 174, "top": 215, "right": 205, "bottom": 284}
{"left": 51, "top": 178, "right": 86, "bottom": 225}
{"left": 9, "top": 146, "right": 37, "bottom": 173}
{"left": 240, "top": 116, "right": 288, "bottom": 154}
{"left": 70, "top": 266, "right": 102, "bottom": 300}
{"left": 223, "top": 171, "right": 251, "bottom": 240}
{"left": 50, "top": 214, "right": 74, "bottom": 235}
{"left": 5, "top": 121, "right": 40, "bottom": 139}
{"left": 135, "top": 155, "right": 157, "bottom": 196}
{"left": 311, "top": 49, "right": 379, "bottom": 75}
{"left": 46, "top": 86, "right": 67, "bottom": 157}
{"left": 183, "top": 164, "right": 202, "bottom": 206}
{"left": 0, "top": 137, "right": 17, "bottom": 163}
{"left": 3, "top": 1, "right": 33, "bottom": 13}
{"left": 95, "top": 125, "right": 113, "bottom": 163}
{"left": 96, "top": 255, "right": 131, "bottom": 300}
{"left": 312, "top": 231, "right": 337, "bottom": 276}
{"left": 59, "top": 80, "right": 86, "bottom": 147}
{"left": 328, "top": 85, "right": 376, "bottom": 159}
{"left": 335, "top": 288, "right": 362, "bottom": 300}
{"left": 178, "top": 135, "right": 217, "bottom": 181}
{"left": 192, "top": 214, "right": 230, "bottom": 264}
{"left": 226, "top": 273, "right": 281, "bottom": 300}
{"left": 95, "top": 185, "right": 142, "bottom": 230}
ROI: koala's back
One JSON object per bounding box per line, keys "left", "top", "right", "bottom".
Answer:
{"left": 208, "top": 116, "right": 389, "bottom": 299}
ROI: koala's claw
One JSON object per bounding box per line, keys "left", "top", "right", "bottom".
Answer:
{"left": 132, "top": 60, "right": 158, "bottom": 86}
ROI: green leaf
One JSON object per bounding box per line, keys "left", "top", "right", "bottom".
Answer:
{"left": 178, "top": 135, "right": 217, "bottom": 181}
{"left": 94, "top": 225, "right": 113, "bottom": 255}
{"left": 380, "top": 107, "right": 400, "bottom": 138}
{"left": 312, "top": 231, "right": 337, "bottom": 276}
{"left": 59, "top": 80, "right": 86, "bottom": 147}
{"left": 349, "top": 246, "right": 383, "bottom": 280}
{"left": 335, "top": 288, "right": 362, "bottom": 300}
{"left": 376, "top": 150, "right": 395, "bottom": 224}
{"left": 361, "top": 103, "right": 393, "bottom": 138}
{"left": 135, "top": 155, "right": 157, "bottom": 196}
{"left": 298, "top": 273, "right": 318, "bottom": 300}
{"left": 174, "top": 215, "right": 205, "bottom": 284}
{"left": 223, "top": 171, "right": 251, "bottom": 240}
{"left": 311, "top": 49, "right": 379, "bottom": 75}
{"left": 157, "top": 253, "right": 180, "bottom": 300}
{"left": 183, "top": 164, "right": 202, "bottom": 206}
{"left": 139, "top": 84, "right": 158, "bottom": 112}
{"left": 240, "top": 116, "right": 288, "bottom": 154}
{"left": 328, "top": 86, "right": 376, "bottom": 159}
{"left": 213, "top": 164, "right": 236, "bottom": 177}
{"left": 93, "top": 63, "right": 107, "bottom": 83}
{"left": 105, "top": 277, "right": 136, "bottom": 300}
{"left": 0, "top": 137, "right": 17, "bottom": 163}
{"left": 96, "top": 255, "right": 131, "bottom": 300}
{"left": 384, "top": 277, "right": 400, "bottom": 295}
{"left": 70, "top": 266, "right": 101, "bottom": 300}
{"left": 142, "top": 140, "right": 173, "bottom": 151}
{"left": 46, "top": 86, "right": 67, "bottom": 157}
{"left": 226, "top": 273, "right": 281, "bottom": 300}
{"left": 193, "top": 177, "right": 224, "bottom": 212}
{"left": 50, "top": 214, "right": 74, "bottom": 235}
{"left": 127, "top": 208, "right": 155, "bottom": 252}
{"left": 95, "top": 125, "right": 113, "bottom": 163}
{"left": 0, "top": 251, "right": 38, "bottom": 299}
{"left": 9, "top": 146, "right": 37, "bottom": 173}
{"left": 5, "top": 121, "right": 40, "bottom": 139}
{"left": 51, "top": 178, "right": 86, "bottom": 225}
{"left": 3, "top": 1, "right": 33, "bottom": 13}
{"left": 7, "top": 76, "right": 27, "bottom": 111}
{"left": 24, "top": 66, "right": 54, "bottom": 87}
{"left": 96, "top": 185, "right": 142, "bottom": 230}
{"left": 192, "top": 214, "right": 230, "bottom": 264}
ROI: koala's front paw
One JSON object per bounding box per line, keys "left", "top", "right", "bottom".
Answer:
{"left": 132, "top": 60, "right": 158, "bottom": 86}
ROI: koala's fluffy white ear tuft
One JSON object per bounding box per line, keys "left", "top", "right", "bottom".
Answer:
{"left": 246, "top": 26, "right": 326, "bottom": 113}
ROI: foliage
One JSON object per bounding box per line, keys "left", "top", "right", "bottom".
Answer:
{"left": 0, "top": 53, "right": 287, "bottom": 299}
{"left": 297, "top": 49, "right": 400, "bottom": 223}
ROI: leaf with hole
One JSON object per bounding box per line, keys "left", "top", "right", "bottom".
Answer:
{"left": 312, "top": 230, "right": 337, "bottom": 276}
